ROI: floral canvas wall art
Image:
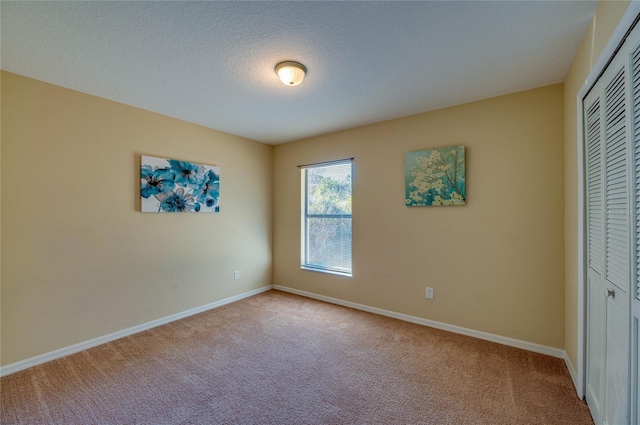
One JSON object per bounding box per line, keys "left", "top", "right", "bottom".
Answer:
{"left": 141, "top": 155, "right": 220, "bottom": 213}
{"left": 405, "top": 145, "right": 466, "bottom": 206}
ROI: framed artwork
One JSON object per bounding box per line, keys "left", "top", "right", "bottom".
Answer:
{"left": 140, "top": 155, "right": 220, "bottom": 213}
{"left": 405, "top": 145, "right": 465, "bottom": 206}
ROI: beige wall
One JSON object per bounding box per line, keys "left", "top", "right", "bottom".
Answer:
{"left": 3, "top": 1, "right": 630, "bottom": 367}
{"left": 0, "top": 72, "right": 273, "bottom": 365}
{"left": 274, "top": 85, "right": 566, "bottom": 348}
{"left": 563, "top": 0, "right": 630, "bottom": 372}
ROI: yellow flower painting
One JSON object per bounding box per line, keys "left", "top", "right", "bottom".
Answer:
{"left": 405, "top": 145, "right": 466, "bottom": 206}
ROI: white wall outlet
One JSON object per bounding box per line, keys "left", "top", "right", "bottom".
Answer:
{"left": 426, "top": 287, "right": 434, "bottom": 299}
{"left": 234, "top": 271, "right": 240, "bottom": 280}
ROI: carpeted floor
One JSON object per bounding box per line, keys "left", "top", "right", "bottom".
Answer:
{"left": 1, "top": 290, "right": 593, "bottom": 425}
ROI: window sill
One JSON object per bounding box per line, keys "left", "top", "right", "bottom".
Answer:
{"left": 301, "top": 266, "right": 352, "bottom": 278}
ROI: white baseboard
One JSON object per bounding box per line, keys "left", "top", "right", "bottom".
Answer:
{"left": 273, "top": 285, "right": 566, "bottom": 359}
{"left": 0, "top": 285, "right": 274, "bottom": 377}
{"left": 2, "top": 284, "right": 572, "bottom": 379}
{"left": 564, "top": 352, "right": 580, "bottom": 397}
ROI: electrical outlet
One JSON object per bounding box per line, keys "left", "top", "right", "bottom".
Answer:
{"left": 234, "top": 271, "right": 240, "bottom": 280}
{"left": 426, "top": 287, "right": 434, "bottom": 299}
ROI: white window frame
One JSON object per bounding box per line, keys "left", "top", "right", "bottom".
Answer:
{"left": 300, "top": 158, "right": 353, "bottom": 277}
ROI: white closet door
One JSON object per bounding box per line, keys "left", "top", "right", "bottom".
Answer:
{"left": 584, "top": 19, "right": 639, "bottom": 424}
{"left": 604, "top": 63, "right": 630, "bottom": 294}
{"left": 634, "top": 38, "right": 640, "bottom": 305}
{"left": 603, "top": 50, "right": 631, "bottom": 425}
{"left": 587, "top": 92, "right": 605, "bottom": 276}
{"left": 585, "top": 85, "right": 606, "bottom": 424}
{"left": 631, "top": 29, "right": 640, "bottom": 425}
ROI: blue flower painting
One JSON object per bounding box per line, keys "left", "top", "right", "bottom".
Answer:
{"left": 141, "top": 155, "right": 220, "bottom": 213}
{"left": 405, "top": 145, "right": 465, "bottom": 206}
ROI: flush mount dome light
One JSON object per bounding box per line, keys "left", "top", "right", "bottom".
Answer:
{"left": 275, "top": 61, "right": 307, "bottom": 86}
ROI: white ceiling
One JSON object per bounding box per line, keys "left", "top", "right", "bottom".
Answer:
{"left": 1, "top": 1, "right": 598, "bottom": 144}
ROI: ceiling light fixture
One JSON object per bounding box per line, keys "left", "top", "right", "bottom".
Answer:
{"left": 275, "top": 61, "right": 307, "bottom": 86}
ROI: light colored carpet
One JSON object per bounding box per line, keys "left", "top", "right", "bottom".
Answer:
{"left": 1, "top": 290, "right": 593, "bottom": 424}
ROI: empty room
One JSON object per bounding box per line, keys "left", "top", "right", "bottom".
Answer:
{"left": 1, "top": 1, "right": 639, "bottom": 424}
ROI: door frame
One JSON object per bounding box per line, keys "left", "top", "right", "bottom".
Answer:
{"left": 576, "top": 1, "right": 640, "bottom": 401}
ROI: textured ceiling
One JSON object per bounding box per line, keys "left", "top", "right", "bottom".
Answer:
{"left": 1, "top": 1, "right": 597, "bottom": 144}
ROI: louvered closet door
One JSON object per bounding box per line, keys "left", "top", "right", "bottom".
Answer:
{"left": 585, "top": 84, "right": 607, "bottom": 423}
{"left": 602, "top": 56, "right": 630, "bottom": 425}
{"left": 604, "top": 62, "right": 630, "bottom": 296}
{"left": 631, "top": 26, "right": 640, "bottom": 425}
{"left": 584, "top": 18, "right": 639, "bottom": 425}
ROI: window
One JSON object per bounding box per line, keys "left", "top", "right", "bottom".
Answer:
{"left": 301, "top": 159, "right": 353, "bottom": 276}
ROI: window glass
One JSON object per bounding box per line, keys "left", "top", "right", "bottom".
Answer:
{"left": 302, "top": 160, "right": 352, "bottom": 276}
